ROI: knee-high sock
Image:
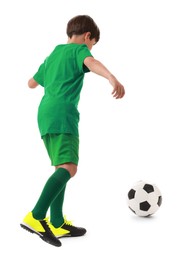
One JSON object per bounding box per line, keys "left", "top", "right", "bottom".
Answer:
{"left": 50, "top": 185, "right": 66, "bottom": 228}
{"left": 32, "top": 168, "right": 70, "bottom": 220}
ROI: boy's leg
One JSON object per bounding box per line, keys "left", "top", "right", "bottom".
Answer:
{"left": 47, "top": 134, "right": 79, "bottom": 227}
{"left": 50, "top": 163, "right": 77, "bottom": 228}
{"left": 49, "top": 163, "right": 86, "bottom": 238}
{"left": 50, "top": 185, "right": 66, "bottom": 227}
{"left": 32, "top": 168, "right": 71, "bottom": 220}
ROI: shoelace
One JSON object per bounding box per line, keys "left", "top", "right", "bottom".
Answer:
{"left": 64, "top": 216, "right": 73, "bottom": 226}
{"left": 43, "top": 218, "right": 56, "bottom": 236}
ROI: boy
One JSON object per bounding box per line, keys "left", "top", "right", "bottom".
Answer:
{"left": 21, "top": 15, "right": 125, "bottom": 247}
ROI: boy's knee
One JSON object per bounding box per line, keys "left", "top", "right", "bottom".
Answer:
{"left": 56, "top": 163, "right": 77, "bottom": 177}
{"left": 69, "top": 165, "right": 77, "bottom": 177}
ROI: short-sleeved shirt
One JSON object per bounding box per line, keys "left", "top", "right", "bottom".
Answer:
{"left": 33, "top": 43, "right": 93, "bottom": 137}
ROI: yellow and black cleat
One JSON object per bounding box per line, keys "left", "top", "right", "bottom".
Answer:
{"left": 20, "top": 212, "right": 61, "bottom": 247}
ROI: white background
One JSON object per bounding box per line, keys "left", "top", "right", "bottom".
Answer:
{"left": 1, "top": 0, "right": 183, "bottom": 259}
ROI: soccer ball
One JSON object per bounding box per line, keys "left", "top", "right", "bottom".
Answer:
{"left": 127, "top": 181, "right": 162, "bottom": 217}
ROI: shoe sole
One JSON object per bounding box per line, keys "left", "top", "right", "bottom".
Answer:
{"left": 20, "top": 223, "right": 61, "bottom": 247}
{"left": 57, "top": 232, "right": 86, "bottom": 238}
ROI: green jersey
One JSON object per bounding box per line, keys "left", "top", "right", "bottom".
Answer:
{"left": 33, "top": 43, "right": 93, "bottom": 137}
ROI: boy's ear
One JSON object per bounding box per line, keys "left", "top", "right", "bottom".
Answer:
{"left": 84, "top": 32, "right": 91, "bottom": 39}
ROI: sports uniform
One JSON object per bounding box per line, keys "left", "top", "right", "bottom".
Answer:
{"left": 21, "top": 43, "right": 92, "bottom": 246}
{"left": 34, "top": 43, "right": 92, "bottom": 165}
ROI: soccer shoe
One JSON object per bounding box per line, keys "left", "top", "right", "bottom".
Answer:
{"left": 49, "top": 217, "right": 87, "bottom": 238}
{"left": 20, "top": 212, "right": 61, "bottom": 247}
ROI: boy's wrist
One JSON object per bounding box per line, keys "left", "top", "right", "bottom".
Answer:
{"left": 108, "top": 74, "right": 116, "bottom": 83}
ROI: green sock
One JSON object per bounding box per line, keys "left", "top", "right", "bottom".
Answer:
{"left": 32, "top": 168, "right": 70, "bottom": 220}
{"left": 50, "top": 185, "right": 66, "bottom": 228}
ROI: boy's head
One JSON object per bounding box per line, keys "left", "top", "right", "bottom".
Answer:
{"left": 67, "top": 15, "right": 100, "bottom": 43}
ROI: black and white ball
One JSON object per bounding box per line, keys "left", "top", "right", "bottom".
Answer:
{"left": 127, "top": 181, "right": 162, "bottom": 217}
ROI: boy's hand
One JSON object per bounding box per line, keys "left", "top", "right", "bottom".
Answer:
{"left": 28, "top": 78, "right": 39, "bottom": 88}
{"left": 109, "top": 75, "right": 125, "bottom": 99}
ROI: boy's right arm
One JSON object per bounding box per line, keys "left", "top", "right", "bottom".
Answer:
{"left": 28, "top": 78, "right": 39, "bottom": 88}
{"left": 84, "top": 56, "right": 125, "bottom": 99}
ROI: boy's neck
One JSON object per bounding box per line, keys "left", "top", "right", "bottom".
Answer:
{"left": 67, "top": 35, "right": 85, "bottom": 45}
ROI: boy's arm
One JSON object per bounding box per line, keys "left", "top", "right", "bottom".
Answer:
{"left": 28, "top": 78, "right": 39, "bottom": 88}
{"left": 84, "top": 56, "right": 125, "bottom": 99}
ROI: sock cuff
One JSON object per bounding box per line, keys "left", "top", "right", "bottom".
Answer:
{"left": 54, "top": 168, "right": 71, "bottom": 183}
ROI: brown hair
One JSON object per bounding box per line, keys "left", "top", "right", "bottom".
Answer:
{"left": 66, "top": 15, "right": 100, "bottom": 43}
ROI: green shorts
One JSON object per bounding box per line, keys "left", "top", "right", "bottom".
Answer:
{"left": 42, "top": 133, "right": 79, "bottom": 166}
